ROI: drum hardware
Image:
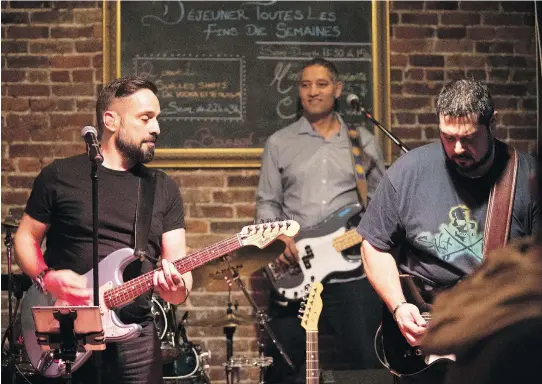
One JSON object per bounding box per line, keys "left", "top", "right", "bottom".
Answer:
{"left": 1, "top": 212, "right": 34, "bottom": 384}
{"left": 205, "top": 257, "right": 291, "bottom": 384}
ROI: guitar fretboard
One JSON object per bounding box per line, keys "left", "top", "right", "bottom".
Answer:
{"left": 332, "top": 229, "right": 363, "bottom": 252}
{"left": 306, "top": 331, "right": 319, "bottom": 384}
{"left": 103, "top": 235, "right": 242, "bottom": 308}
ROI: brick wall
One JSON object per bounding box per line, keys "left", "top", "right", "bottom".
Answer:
{"left": 1, "top": 1, "right": 538, "bottom": 382}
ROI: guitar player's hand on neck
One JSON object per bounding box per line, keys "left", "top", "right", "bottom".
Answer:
{"left": 395, "top": 303, "right": 428, "bottom": 346}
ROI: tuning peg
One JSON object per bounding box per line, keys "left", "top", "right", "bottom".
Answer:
{"left": 297, "top": 314, "right": 304, "bottom": 320}
{"left": 300, "top": 301, "right": 306, "bottom": 308}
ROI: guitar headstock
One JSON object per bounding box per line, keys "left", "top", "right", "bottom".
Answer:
{"left": 239, "top": 220, "right": 300, "bottom": 249}
{"left": 300, "top": 283, "right": 323, "bottom": 332}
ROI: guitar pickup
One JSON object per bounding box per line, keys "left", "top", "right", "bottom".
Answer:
{"left": 301, "top": 256, "right": 311, "bottom": 269}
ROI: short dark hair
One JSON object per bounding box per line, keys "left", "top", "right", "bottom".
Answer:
{"left": 298, "top": 57, "right": 340, "bottom": 83}
{"left": 296, "top": 57, "right": 340, "bottom": 118}
{"left": 95, "top": 76, "right": 158, "bottom": 138}
{"left": 436, "top": 79, "right": 494, "bottom": 127}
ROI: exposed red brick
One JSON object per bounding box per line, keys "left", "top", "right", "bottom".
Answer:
{"left": 192, "top": 205, "right": 234, "bottom": 218}
{"left": 1, "top": 41, "right": 28, "bottom": 54}
{"left": 460, "top": 1, "right": 498, "bottom": 11}
{"left": 391, "top": 39, "right": 432, "bottom": 53}
{"left": 476, "top": 42, "right": 514, "bottom": 54}
{"left": 31, "top": 10, "right": 74, "bottom": 23}
{"left": 425, "top": 1, "right": 458, "bottom": 10}
{"left": 493, "top": 97, "right": 518, "bottom": 110}
{"left": 7, "top": 84, "right": 50, "bottom": 97}
{"left": 210, "top": 221, "right": 254, "bottom": 233}
{"left": 27, "top": 70, "right": 49, "bottom": 82}
{"left": 75, "top": 39, "right": 102, "bottom": 53}
{"left": 29, "top": 98, "right": 57, "bottom": 112}
{"left": 465, "top": 69, "right": 486, "bottom": 81}
{"left": 394, "top": 26, "right": 435, "bottom": 39}
{"left": 433, "top": 39, "right": 473, "bottom": 53}
{"left": 446, "top": 55, "right": 486, "bottom": 68}
{"left": 437, "top": 27, "right": 466, "bottom": 39}
{"left": 50, "top": 55, "right": 91, "bottom": 68}
{"left": 418, "top": 113, "right": 438, "bottom": 125}
{"left": 441, "top": 13, "right": 481, "bottom": 25}
{"left": 6, "top": 26, "right": 48, "bottom": 39}
{"left": 72, "top": 69, "right": 94, "bottom": 82}
{"left": 1, "top": 11, "right": 30, "bottom": 24}
{"left": 390, "top": 69, "right": 403, "bottom": 82}
{"left": 483, "top": 14, "right": 524, "bottom": 26}
{"left": 1, "top": 191, "right": 30, "bottom": 205}
{"left": 495, "top": 26, "right": 534, "bottom": 40}
{"left": 445, "top": 69, "right": 466, "bottom": 80}
{"left": 1, "top": 97, "right": 29, "bottom": 112}
{"left": 467, "top": 27, "right": 496, "bottom": 40}
{"left": 410, "top": 55, "right": 445, "bottom": 67}
{"left": 30, "top": 41, "right": 74, "bottom": 54}
{"left": 53, "top": 143, "right": 85, "bottom": 158}
{"left": 9, "top": 1, "right": 52, "bottom": 9}
{"left": 73, "top": 9, "right": 102, "bottom": 23}
{"left": 227, "top": 175, "right": 259, "bottom": 187}
{"left": 390, "top": 54, "right": 408, "bottom": 66}
{"left": 389, "top": 127, "right": 422, "bottom": 140}
{"left": 508, "top": 128, "right": 537, "bottom": 140}
{"left": 404, "top": 68, "right": 424, "bottom": 81}
{"left": 6, "top": 55, "right": 48, "bottom": 68}
{"left": 403, "top": 82, "right": 442, "bottom": 95}
{"left": 52, "top": 84, "right": 95, "bottom": 97}
{"left": 179, "top": 174, "right": 225, "bottom": 188}
{"left": 391, "top": 96, "right": 432, "bottom": 110}
{"left": 76, "top": 99, "right": 96, "bottom": 111}
{"left": 488, "top": 55, "right": 528, "bottom": 68}
{"left": 391, "top": 1, "right": 424, "bottom": 11}
{"left": 500, "top": 113, "right": 537, "bottom": 126}
{"left": 401, "top": 13, "right": 437, "bottom": 25}
{"left": 212, "top": 190, "right": 256, "bottom": 204}
{"left": 92, "top": 54, "right": 102, "bottom": 68}
{"left": 17, "top": 158, "right": 42, "bottom": 173}
{"left": 7, "top": 175, "right": 35, "bottom": 189}
{"left": 236, "top": 204, "right": 255, "bottom": 218}
{"left": 1, "top": 69, "right": 26, "bottom": 82}
{"left": 50, "top": 26, "right": 93, "bottom": 39}
{"left": 393, "top": 112, "right": 416, "bottom": 125}
{"left": 425, "top": 69, "right": 444, "bottom": 81}
{"left": 182, "top": 189, "right": 212, "bottom": 203}
{"left": 49, "top": 113, "right": 94, "bottom": 128}
{"left": 184, "top": 219, "right": 209, "bottom": 233}
{"left": 50, "top": 70, "right": 71, "bottom": 82}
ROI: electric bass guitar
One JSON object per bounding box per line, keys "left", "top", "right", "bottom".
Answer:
{"left": 300, "top": 282, "right": 323, "bottom": 384}
{"left": 264, "top": 203, "right": 363, "bottom": 301}
{"left": 375, "top": 274, "right": 455, "bottom": 377}
{"left": 21, "top": 220, "right": 300, "bottom": 378}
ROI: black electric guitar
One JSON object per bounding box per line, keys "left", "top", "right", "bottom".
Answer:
{"left": 375, "top": 274, "right": 456, "bottom": 377}
{"left": 264, "top": 203, "right": 363, "bottom": 301}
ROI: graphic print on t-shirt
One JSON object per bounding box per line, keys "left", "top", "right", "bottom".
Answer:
{"left": 414, "top": 205, "right": 483, "bottom": 263}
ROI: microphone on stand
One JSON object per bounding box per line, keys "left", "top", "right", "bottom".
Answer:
{"left": 345, "top": 94, "right": 410, "bottom": 154}
{"left": 346, "top": 93, "right": 363, "bottom": 112}
{"left": 80, "top": 126, "right": 104, "bottom": 164}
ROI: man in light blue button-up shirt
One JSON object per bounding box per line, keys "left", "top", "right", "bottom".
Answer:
{"left": 256, "top": 58, "right": 386, "bottom": 383}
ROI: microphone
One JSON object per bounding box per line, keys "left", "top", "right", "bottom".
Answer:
{"left": 80, "top": 126, "right": 104, "bottom": 164}
{"left": 346, "top": 94, "right": 362, "bottom": 112}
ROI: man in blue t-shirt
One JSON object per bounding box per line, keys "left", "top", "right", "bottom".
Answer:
{"left": 357, "top": 79, "right": 538, "bottom": 383}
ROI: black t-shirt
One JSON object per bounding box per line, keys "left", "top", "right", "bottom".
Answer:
{"left": 25, "top": 154, "right": 184, "bottom": 322}
{"left": 357, "top": 140, "right": 538, "bottom": 286}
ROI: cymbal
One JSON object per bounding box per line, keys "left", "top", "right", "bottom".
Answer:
{"left": 192, "top": 312, "right": 255, "bottom": 328}
{"left": 191, "top": 239, "right": 285, "bottom": 288}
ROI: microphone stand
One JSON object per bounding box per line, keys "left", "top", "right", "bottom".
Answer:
{"left": 90, "top": 160, "right": 102, "bottom": 384}
{"left": 357, "top": 103, "right": 409, "bottom": 154}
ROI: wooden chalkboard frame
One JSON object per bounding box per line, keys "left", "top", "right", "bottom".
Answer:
{"left": 103, "top": 0, "right": 391, "bottom": 168}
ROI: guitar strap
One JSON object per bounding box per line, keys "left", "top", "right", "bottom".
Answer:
{"left": 345, "top": 123, "right": 369, "bottom": 208}
{"left": 134, "top": 165, "right": 158, "bottom": 262}
{"left": 482, "top": 143, "right": 518, "bottom": 259}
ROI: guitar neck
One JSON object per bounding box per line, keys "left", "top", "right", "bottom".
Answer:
{"left": 306, "top": 331, "right": 319, "bottom": 383}
{"left": 104, "top": 235, "right": 242, "bottom": 308}
{"left": 332, "top": 228, "right": 363, "bottom": 252}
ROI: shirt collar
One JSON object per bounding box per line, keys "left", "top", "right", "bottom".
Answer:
{"left": 297, "top": 113, "right": 346, "bottom": 137}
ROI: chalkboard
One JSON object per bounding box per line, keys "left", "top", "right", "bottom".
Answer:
{"left": 114, "top": 1, "right": 389, "bottom": 167}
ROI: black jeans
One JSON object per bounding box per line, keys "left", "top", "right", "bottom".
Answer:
{"left": 36, "top": 320, "right": 162, "bottom": 384}
{"left": 264, "top": 278, "right": 382, "bottom": 384}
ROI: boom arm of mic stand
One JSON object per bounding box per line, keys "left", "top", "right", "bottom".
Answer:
{"left": 358, "top": 106, "right": 410, "bottom": 154}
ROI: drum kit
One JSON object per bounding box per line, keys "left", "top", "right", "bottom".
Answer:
{"left": 1, "top": 213, "right": 292, "bottom": 384}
